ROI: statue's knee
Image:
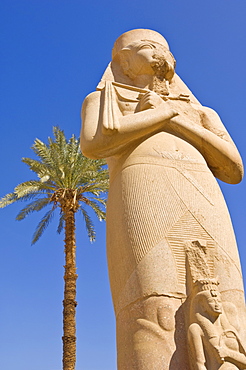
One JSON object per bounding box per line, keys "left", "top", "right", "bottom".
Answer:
{"left": 132, "top": 296, "right": 177, "bottom": 348}
{"left": 143, "top": 296, "right": 177, "bottom": 330}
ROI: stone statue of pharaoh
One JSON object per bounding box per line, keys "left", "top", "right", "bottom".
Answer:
{"left": 188, "top": 280, "right": 246, "bottom": 370}
{"left": 80, "top": 29, "right": 246, "bottom": 369}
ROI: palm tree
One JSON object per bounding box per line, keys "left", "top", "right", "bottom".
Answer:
{"left": 0, "top": 127, "right": 109, "bottom": 370}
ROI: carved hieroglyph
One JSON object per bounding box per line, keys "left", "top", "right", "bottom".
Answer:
{"left": 80, "top": 29, "right": 246, "bottom": 369}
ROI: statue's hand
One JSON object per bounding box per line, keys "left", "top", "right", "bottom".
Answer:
{"left": 214, "top": 346, "right": 228, "bottom": 363}
{"left": 138, "top": 91, "right": 165, "bottom": 111}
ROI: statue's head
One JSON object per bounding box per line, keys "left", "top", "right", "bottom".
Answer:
{"left": 97, "top": 28, "right": 199, "bottom": 104}
{"left": 199, "top": 290, "right": 222, "bottom": 317}
{"left": 112, "top": 29, "right": 176, "bottom": 83}
{"left": 192, "top": 279, "right": 223, "bottom": 318}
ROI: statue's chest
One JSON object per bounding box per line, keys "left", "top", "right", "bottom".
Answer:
{"left": 114, "top": 85, "right": 140, "bottom": 115}
{"left": 118, "top": 100, "right": 138, "bottom": 115}
{"left": 113, "top": 84, "right": 202, "bottom": 125}
{"left": 117, "top": 96, "right": 202, "bottom": 127}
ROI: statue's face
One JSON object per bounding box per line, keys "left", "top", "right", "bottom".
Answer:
{"left": 119, "top": 40, "right": 175, "bottom": 83}
{"left": 126, "top": 42, "right": 157, "bottom": 77}
{"left": 204, "top": 293, "right": 222, "bottom": 316}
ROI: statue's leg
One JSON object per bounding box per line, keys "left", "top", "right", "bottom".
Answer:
{"left": 116, "top": 296, "right": 190, "bottom": 370}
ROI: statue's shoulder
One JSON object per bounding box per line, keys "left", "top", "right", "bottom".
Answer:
{"left": 188, "top": 322, "right": 203, "bottom": 336}
{"left": 202, "top": 105, "right": 217, "bottom": 115}
{"left": 83, "top": 90, "right": 101, "bottom": 108}
{"left": 82, "top": 91, "right": 102, "bottom": 118}
{"left": 191, "top": 103, "right": 222, "bottom": 126}
{"left": 192, "top": 103, "right": 218, "bottom": 117}
{"left": 85, "top": 90, "right": 101, "bottom": 101}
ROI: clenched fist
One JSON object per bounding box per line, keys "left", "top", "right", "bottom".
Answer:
{"left": 138, "top": 91, "right": 164, "bottom": 111}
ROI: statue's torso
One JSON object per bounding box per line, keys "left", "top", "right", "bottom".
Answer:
{"left": 107, "top": 92, "right": 207, "bottom": 179}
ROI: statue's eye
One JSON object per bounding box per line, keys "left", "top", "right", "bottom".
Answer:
{"left": 139, "top": 44, "right": 154, "bottom": 50}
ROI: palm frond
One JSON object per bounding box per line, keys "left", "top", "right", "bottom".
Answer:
{"left": 32, "top": 138, "right": 53, "bottom": 166}
{"left": 0, "top": 193, "right": 17, "bottom": 208}
{"left": 79, "top": 182, "right": 109, "bottom": 196}
{"left": 84, "top": 199, "right": 106, "bottom": 222}
{"left": 31, "top": 208, "right": 55, "bottom": 245}
{"left": 14, "top": 180, "right": 55, "bottom": 198}
{"left": 14, "top": 192, "right": 49, "bottom": 202}
{"left": 76, "top": 164, "right": 109, "bottom": 192}
{"left": 0, "top": 191, "right": 47, "bottom": 208}
{"left": 53, "top": 126, "right": 67, "bottom": 149}
{"left": 90, "top": 197, "right": 107, "bottom": 207}
{"left": 68, "top": 135, "right": 79, "bottom": 159}
{"left": 16, "top": 198, "right": 51, "bottom": 221}
{"left": 52, "top": 130, "right": 81, "bottom": 189}
{"left": 22, "top": 157, "right": 49, "bottom": 177}
{"left": 79, "top": 207, "right": 96, "bottom": 242}
{"left": 31, "top": 136, "right": 66, "bottom": 187}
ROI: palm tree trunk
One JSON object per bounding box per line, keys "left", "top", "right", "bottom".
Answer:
{"left": 63, "top": 208, "right": 78, "bottom": 370}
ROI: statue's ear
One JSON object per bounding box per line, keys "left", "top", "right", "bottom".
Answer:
{"left": 118, "top": 48, "right": 132, "bottom": 72}
{"left": 117, "top": 49, "right": 135, "bottom": 79}
{"left": 120, "top": 58, "right": 129, "bottom": 73}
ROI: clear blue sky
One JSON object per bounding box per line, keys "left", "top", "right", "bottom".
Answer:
{"left": 1, "top": 1, "right": 246, "bottom": 369}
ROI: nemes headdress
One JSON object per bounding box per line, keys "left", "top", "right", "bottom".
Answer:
{"left": 112, "top": 28, "right": 170, "bottom": 61}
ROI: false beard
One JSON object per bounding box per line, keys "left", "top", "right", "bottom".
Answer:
{"left": 150, "top": 55, "right": 170, "bottom": 95}
{"left": 150, "top": 75, "right": 169, "bottom": 96}
{"left": 150, "top": 49, "right": 175, "bottom": 95}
